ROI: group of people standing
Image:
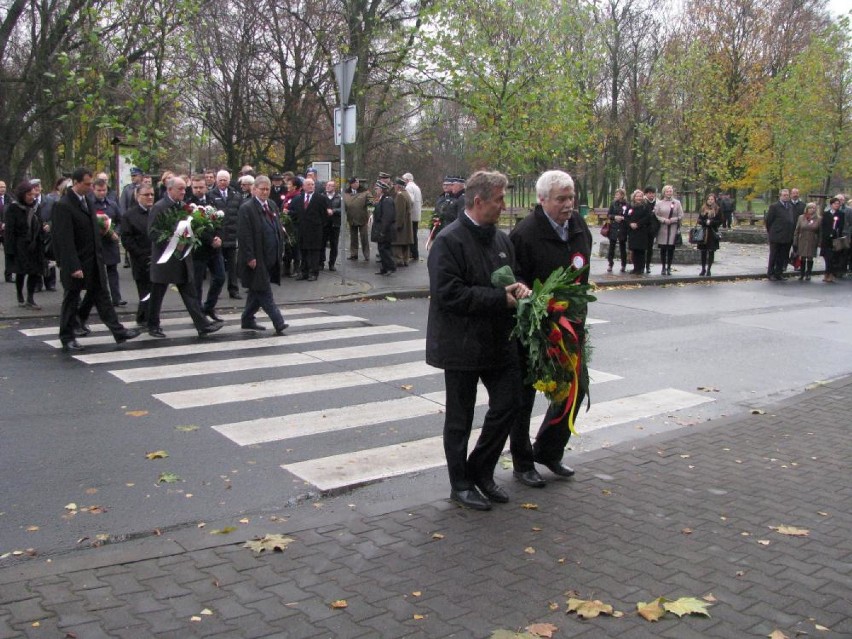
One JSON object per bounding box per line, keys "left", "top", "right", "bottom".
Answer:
{"left": 766, "top": 190, "right": 850, "bottom": 283}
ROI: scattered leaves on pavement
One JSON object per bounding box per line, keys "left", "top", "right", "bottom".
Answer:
{"left": 681, "top": 527, "right": 693, "bottom": 535}
{"left": 771, "top": 525, "right": 809, "bottom": 537}
{"left": 814, "top": 623, "right": 830, "bottom": 631}
{"left": 768, "top": 630, "right": 790, "bottom": 639}
{"left": 413, "top": 614, "right": 426, "bottom": 620}
{"left": 330, "top": 599, "right": 348, "bottom": 609}
{"left": 696, "top": 386, "right": 719, "bottom": 392}
{"left": 209, "top": 526, "right": 237, "bottom": 535}
{"left": 757, "top": 539, "right": 771, "bottom": 546}
{"left": 750, "top": 409, "right": 766, "bottom": 415}
{"left": 566, "top": 597, "right": 614, "bottom": 619}
{"left": 431, "top": 532, "right": 444, "bottom": 540}
{"left": 125, "top": 410, "right": 149, "bottom": 417}
{"left": 400, "top": 384, "right": 413, "bottom": 391}
{"left": 243, "top": 534, "right": 294, "bottom": 554}
{"left": 521, "top": 503, "right": 538, "bottom": 510}
{"left": 175, "top": 424, "right": 199, "bottom": 432}
{"left": 524, "top": 546, "right": 536, "bottom": 554}
{"left": 145, "top": 450, "right": 169, "bottom": 460}
{"left": 702, "top": 593, "right": 717, "bottom": 603}
{"left": 157, "top": 472, "right": 181, "bottom": 484}
{"left": 499, "top": 456, "right": 513, "bottom": 470}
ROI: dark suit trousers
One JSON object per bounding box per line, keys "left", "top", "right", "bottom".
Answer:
{"left": 60, "top": 278, "right": 122, "bottom": 344}
{"left": 193, "top": 253, "right": 226, "bottom": 311}
{"left": 443, "top": 367, "right": 520, "bottom": 491}
{"left": 768, "top": 242, "right": 791, "bottom": 277}
{"left": 147, "top": 281, "right": 208, "bottom": 331}
{"left": 510, "top": 381, "right": 585, "bottom": 472}
{"left": 300, "top": 249, "right": 321, "bottom": 276}
{"left": 242, "top": 286, "right": 285, "bottom": 330}
{"left": 222, "top": 246, "right": 239, "bottom": 295}
{"left": 134, "top": 276, "right": 151, "bottom": 325}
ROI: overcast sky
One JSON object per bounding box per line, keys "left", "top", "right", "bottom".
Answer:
{"left": 828, "top": 0, "right": 850, "bottom": 17}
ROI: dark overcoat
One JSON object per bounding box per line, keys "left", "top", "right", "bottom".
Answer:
{"left": 121, "top": 203, "right": 152, "bottom": 281}
{"left": 426, "top": 215, "right": 517, "bottom": 371}
{"left": 237, "top": 197, "right": 283, "bottom": 291}
{"left": 51, "top": 188, "right": 109, "bottom": 291}
{"left": 625, "top": 202, "right": 652, "bottom": 250}
{"left": 4, "top": 201, "right": 45, "bottom": 275}
{"left": 292, "top": 192, "right": 330, "bottom": 251}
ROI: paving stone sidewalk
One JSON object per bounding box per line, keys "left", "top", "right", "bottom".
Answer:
{"left": 1, "top": 375, "right": 849, "bottom": 638}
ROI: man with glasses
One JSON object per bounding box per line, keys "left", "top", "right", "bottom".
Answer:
{"left": 121, "top": 184, "right": 156, "bottom": 325}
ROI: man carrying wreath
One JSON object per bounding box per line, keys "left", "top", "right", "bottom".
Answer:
{"left": 146, "top": 176, "right": 222, "bottom": 339}
{"left": 509, "top": 170, "right": 592, "bottom": 488}
{"left": 426, "top": 171, "right": 531, "bottom": 511}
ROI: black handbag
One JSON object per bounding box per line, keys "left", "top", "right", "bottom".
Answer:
{"left": 688, "top": 226, "right": 705, "bottom": 244}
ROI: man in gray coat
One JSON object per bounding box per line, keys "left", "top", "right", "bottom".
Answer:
{"left": 146, "top": 176, "right": 222, "bottom": 338}
{"left": 765, "top": 188, "right": 796, "bottom": 281}
{"left": 237, "top": 175, "right": 289, "bottom": 334}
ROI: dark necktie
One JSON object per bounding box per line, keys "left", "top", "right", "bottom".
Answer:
{"left": 221, "top": 190, "right": 227, "bottom": 200}
{"left": 80, "top": 196, "right": 88, "bottom": 212}
{"left": 262, "top": 201, "right": 274, "bottom": 223}
{"left": 305, "top": 194, "right": 311, "bottom": 206}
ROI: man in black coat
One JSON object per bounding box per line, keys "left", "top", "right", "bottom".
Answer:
{"left": 51, "top": 168, "right": 140, "bottom": 352}
{"left": 209, "top": 170, "right": 243, "bottom": 299}
{"left": 121, "top": 183, "right": 155, "bottom": 325}
{"left": 370, "top": 181, "right": 396, "bottom": 275}
{"left": 291, "top": 177, "right": 331, "bottom": 281}
{"left": 426, "top": 170, "right": 531, "bottom": 511}
{"left": 236, "top": 175, "right": 288, "bottom": 333}
{"left": 321, "top": 180, "right": 342, "bottom": 271}
{"left": 146, "top": 176, "right": 222, "bottom": 339}
{"left": 765, "top": 188, "right": 796, "bottom": 281}
{"left": 188, "top": 175, "right": 225, "bottom": 322}
{"left": 509, "top": 170, "right": 593, "bottom": 488}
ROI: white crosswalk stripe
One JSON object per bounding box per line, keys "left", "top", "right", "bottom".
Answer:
{"left": 17, "top": 308, "right": 713, "bottom": 494}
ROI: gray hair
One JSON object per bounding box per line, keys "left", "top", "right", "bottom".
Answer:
{"left": 216, "top": 170, "right": 231, "bottom": 181}
{"left": 254, "top": 175, "right": 271, "bottom": 188}
{"left": 464, "top": 171, "right": 508, "bottom": 210}
{"left": 536, "top": 170, "right": 574, "bottom": 200}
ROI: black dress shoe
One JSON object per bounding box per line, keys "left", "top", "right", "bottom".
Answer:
{"left": 475, "top": 479, "right": 509, "bottom": 503}
{"left": 198, "top": 322, "right": 223, "bottom": 336}
{"left": 148, "top": 328, "right": 167, "bottom": 338}
{"left": 450, "top": 489, "right": 491, "bottom": 511}
{"left": 537, "top": 460, "right": 575, "bottom": 477}
{"left": 294, "top": 274, "right": 307, "bottom": 281}
{"left": 61, "top": 339, "right": 84, "bottom": 353}
{"left": 513, "top": 469, "right": 546, "bottom": 488}
{"left": 241, "top": 321, "right": 266, "bottom": 331}
{"left": 306, "top": 274, "right": 317, "bottom": 281}
{"left": 74, "top": 323, "right": 92, "bottom": 337}
{"left": 205, "top": 310, "right": 224, "bottom": 323}
{"left": 328, "top": 265, "right": 336, "bottom": 272}
{"left": 114, "top": 299, "right": 128, "bottom": 307}
{"left": 229, "top": 292, "right": 243, "bottom": 300}
{"left": 274, "top": 323, "right": 290, "bottom": 335}
{"left": 114, "top": 328, "right": 141, "bottom": 344}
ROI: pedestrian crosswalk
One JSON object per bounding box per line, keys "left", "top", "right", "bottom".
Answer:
{"left": 20, "top": 307, "right": 714, "bottom": 493}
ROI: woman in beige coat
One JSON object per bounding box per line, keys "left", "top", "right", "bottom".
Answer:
{"left": 793, "top": 202, "right": 820, "bottom": 281}
{"left": 654, "top": 185, "right": 684, "bottom": 275}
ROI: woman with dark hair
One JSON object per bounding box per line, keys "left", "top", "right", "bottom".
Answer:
{"left": 820, "top": 197, "right": 845, "bottom": 283}
{"left": 4, "top": 181, "right": 46, "bottom": 309}
{"left": 606, "top": 188, "right": 628, "bottom": 273}
{"left": 697, "top": 193, "right": 722, "bottom": 277}
{"left": 625, "top": 189, "right": 651, "bottom": 275}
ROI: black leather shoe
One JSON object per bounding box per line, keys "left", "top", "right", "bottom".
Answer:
{"left": 450, "top": 489, "right": 491, "bottom": 511}
{"left": 74, "top": 323, "right": 92, "bottom": 337}
{"left": 61, "top": 339, "right": 84, "bottom": 353}
{"left": 229, "top": 292, "right": 243, "bottom": 300}
{"left": 538, "top": 460, "right": 575, "bottom": 477}
{"left": 274, "top": 323, "right": 289, "bottom": 335}
{"left": 328, "top": 266, "right": 336, "bottom": 272}
{"left": 148, "top": 328, "right": 167, "bottom": 338}
{"left": 307, "top": 274, "right": 317, "bottom": 281}
{"left": 114, "top": 299, "right": 128, "bottom": 307}
{"left": 205, "top": 310, "right": 224, "bottom": 323}
{"left": 241, "top": 321, "right": 266, "bottom": 331}
{"left": 114, "top": 328, "right": 141, "bottom": 344}
{"left": 475, "top": 479, "right": 509, "bottom": 504}
{"left": 198, "top": 322, "right": 223, "bottom": 336}
{"left": 513, "top": 469, "right": 546, "bottom": 487}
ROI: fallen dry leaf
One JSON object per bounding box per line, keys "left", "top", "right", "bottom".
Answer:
{"left": 145, "top": 450, "right": 169, "bottom": 460}
{"left": 26, "top": 526, "right": 39, "bottom": 532}
{"left": 65, "top": 503, "right": 78, "bottom": 511}
{"left": 566, "top": 597, "right": 614, "bottom": 619}
{"left": 524, "top": 546, "right": 536, "bottom": 554}
{"left": 243, "top": 534, "right": 294, "bottom": 554}
{"left": 663, "top": 596, "right": 712, "bottom": 618}
{"left": 411, "top": 591, "right": 421, "bottom": 597}
{"left": 125, "top": 410, "right": 149, "bottom": 417}
{"left": 400, "top": 384, "right": 413, "bottom": 391}
{"left": 681, "top": 528, "right": 693, "bottom": 535}
{"left": 703, "top": 593, "right": 717, "bottom": 603}
{"left": 431, "top": 532, "right": 444, "bottom": 540}
{"left": 157, "top": 472, "right": 181, "bottom": 484}
{"left": 526, "top": 622, "right": 558, "bottom": 637}
{"left": 209, "top": 526, "right": 237, "bottom": 535}
{"left": 200, "top": 609, "right": 213, "bottom": 616}
{"left": 521, "top": 503, "right": 538, "bottom": 510}
{"left": 175, "top": 424, "right": 199, "bottom": 432}
{"left": 814, "top": 623, "right": 829, "bottom": 631}
{"left": 547, "top": 602, "right": 559, "bottom": 611}
{"left": 330, "top": 600, "right": 348, "bottom": 609}
{"left": 750, "top": 409, "right": 766, "bottom": 415}
{"left": 239, "top": 518, "right": 250, "bottom": 524}
{"left": 413, "top": 614, "right": 425, "bottom": 620}
{"left": 190, "top": 616, "right": 202, "bottom": 622}
{"left": 771, "top": 525, "right": 809, "bottom": 537}
{"left": 768, "top": 630, "right": 790, "bottom": 639}
{"left": 757, "top": 539, "right": 771, "bottom": 546}
{"left": 637, "top": 598, "right": 667, "bottom": 622}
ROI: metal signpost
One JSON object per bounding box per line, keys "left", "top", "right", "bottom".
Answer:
{"left": 334, "top": 57, "right": 357, "bottom": 284}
